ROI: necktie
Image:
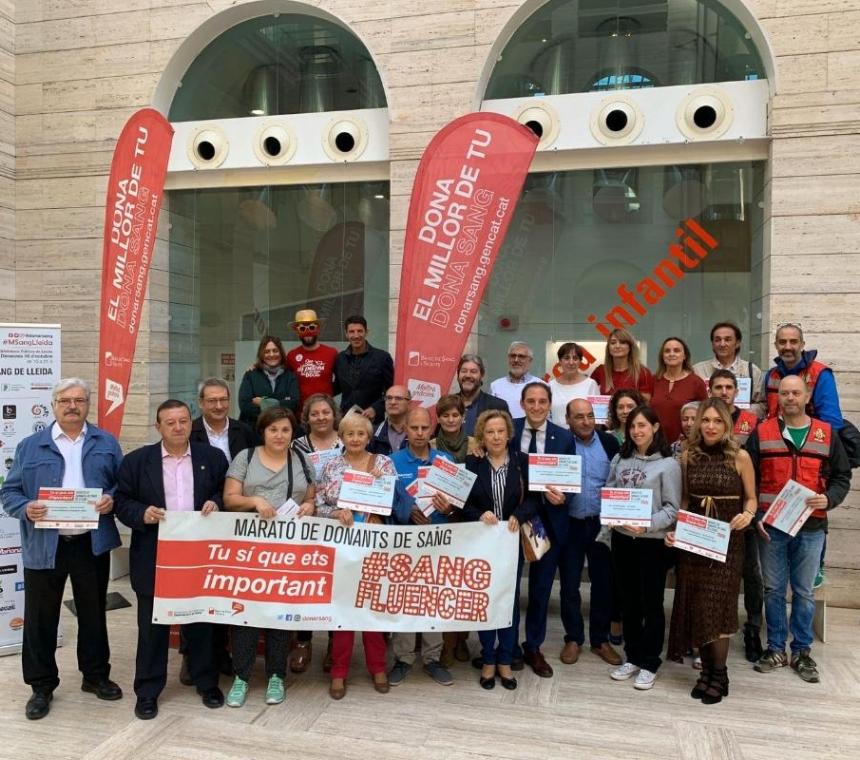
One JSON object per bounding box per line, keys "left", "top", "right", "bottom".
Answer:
{"left": 528, "top": 427, "right": 538, "bottom": 454}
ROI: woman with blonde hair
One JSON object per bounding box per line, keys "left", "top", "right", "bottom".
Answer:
{"left": 666, "top": 398, "right": 757, "bottom": 704}
{"left": 315, "top": 411, "right": 411, "bottom": 700}
{"left": 591, "top": 328, "right": 654, "bottom": 400}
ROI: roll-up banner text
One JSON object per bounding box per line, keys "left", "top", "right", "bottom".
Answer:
{"left": 394, "top": 113, "right": 538, "bottom": 408}
{"left": 98, "top": 108, "right": 174, "bottom": 436}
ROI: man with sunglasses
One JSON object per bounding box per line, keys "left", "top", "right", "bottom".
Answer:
{"left": 286, "top": 309, "right": 338, "bottom": 407}
{"left": 489, "top": 341, "right": 545, "bottom": 420}
{"left": 2, "top": 378, "right": 123, "bottom": 720}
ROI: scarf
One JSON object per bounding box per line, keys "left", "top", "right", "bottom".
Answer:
{"left": 262, "top": 365, "right": 284, "bottom": 392}
{"left": 434, "top": 429, "right": 470, "bottom": 463}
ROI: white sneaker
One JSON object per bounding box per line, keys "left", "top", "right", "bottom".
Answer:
{"left": 610, "top": 662, "right": 640, "bottom": 681}
{"left": 633, "top": 668, "right": 657, "bottom": 690}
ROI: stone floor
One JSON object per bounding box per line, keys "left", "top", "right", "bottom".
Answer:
{"left": 1, "top": 576, "right": 858, "bottom": 760}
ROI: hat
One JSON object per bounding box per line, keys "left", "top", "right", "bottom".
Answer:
{"left": 289, "top": 309, "right": 324, "bottom": 328}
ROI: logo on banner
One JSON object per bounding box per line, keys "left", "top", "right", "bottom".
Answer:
{"left": 30, "top": 404, "right": 48, "bottom": 417}
{"left": 32, "top": 421, "right": 47, "bottom": 433}
{"left": 104, "top": 379, "right": 125, "bottom": 416}
{"left": 231, "top": 601, "right": 245, "bottom": 615}
{"left": 2, "top": 405, "right": 15, "bottom": 419}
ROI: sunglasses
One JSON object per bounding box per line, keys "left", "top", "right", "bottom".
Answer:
{"left": 296, "top": 323, "right": 319, "bottom": 333}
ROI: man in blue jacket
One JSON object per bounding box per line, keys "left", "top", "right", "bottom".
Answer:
{"left": 1, "top": 378, "right": 123, "bottom": 720}
{"left": 389, "top": 407, "right": 455, "bottom": 687}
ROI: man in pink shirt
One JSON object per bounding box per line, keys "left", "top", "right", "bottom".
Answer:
{"left": 115, "top": 400, "right": 229, "bottom": 720}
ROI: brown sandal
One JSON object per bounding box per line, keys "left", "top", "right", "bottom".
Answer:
{"left": 329, "top": 678, "right": 346, "bottom": 700}
{"left": 373, "top": 672, "right": 390, "bottom": 694}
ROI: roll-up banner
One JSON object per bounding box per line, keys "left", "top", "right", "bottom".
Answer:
{"left": 394, "top": 113, "right": 538, "bottom": 408}
{"left": 98, "top": 108, "right": 174, "bottom": 437}
{"left": 153, "top": 513, "right": 518, "bottom": 632}
{"left": 0, "top": 322, "right": 62, "bottom": 655}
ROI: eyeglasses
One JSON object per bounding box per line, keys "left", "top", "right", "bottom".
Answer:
{"left": 296, "top": 323, "right": 318, "bottom": 333}
{"left": 508, "top": 353, "right": 530, "bottom": 360}
{"left": 55, "top": 397, "right": 88, "bottom": 406}
{"left": 385, "top": 395, "right": 410, "bottom": 402}
{"left": 202, "top": 397, "right": 229, "bottom": 406}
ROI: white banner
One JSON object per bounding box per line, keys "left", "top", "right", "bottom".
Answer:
{"left": 0, "top": 323, "right": 62, "bottom": 654}
{"left": 153, "top": 513, "right": 519, "bottom": 632}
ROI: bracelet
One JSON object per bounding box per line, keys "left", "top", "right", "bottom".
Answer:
{"left": 743, "top": 509, "right": 756, "bottom": 517}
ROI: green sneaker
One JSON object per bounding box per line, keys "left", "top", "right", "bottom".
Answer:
{"left": 265, "top": 674, "right": 285, "bottom": 705}
{"left": 813, "top": 566, "right": 825, "bottom": 589}
{"left": 226, "top": 676, "right": 248, "bottom": 708}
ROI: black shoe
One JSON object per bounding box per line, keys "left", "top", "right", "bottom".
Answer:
{"left": 197, "top": 686, "right": 224, "bottom": 708}
{"left": 179, "top": 655, "right": 193, "bottom": 686}
{"left": 479, "top": 676, "right": 495, "bottom": 690}
{"left": 471, "top": 656, "right": 483, "bottom": 671}
{"left": 510, "top": 655, "right": 524, "bottom": 672}
{"left": 743, "top": 625, "right": 763, "bottom": 664}
{"left": 134, "top": 697, "right": 158, "bottom": 720}
{"left": 81, "top": 678, "right": 123, "bottom": 701}
{"left": 25, "top": 692, "right": 52, "bottom": 720}
{"left": 500, "top": 676, "right": 518, "bottom": 690}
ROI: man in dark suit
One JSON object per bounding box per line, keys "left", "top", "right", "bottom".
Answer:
{"left": 511, "top": 382, "right": 575, "bottom": 678}
{"left": 457, "top": 354, "right": 509, "bottom": 435}
{"left": 184, "top": 377, "right": 255, "bottom": 683}
{"left": 333, "top": 315, "right": 394, "bottom": 422}
{"left": 190, "top": 378, "right": 257, "bottom": 463}
{"left": 115, "top": 399, "right": 229, "bottom": 720}
{"left": 560, "top": 399, "right": 622, "bottom": 667}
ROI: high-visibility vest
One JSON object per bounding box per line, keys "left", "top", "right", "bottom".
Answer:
{"left": 733, "top": 409, "right": 759, "bottom": 447}
{"left": 765, "top": 361, "right": 828, "bottom": 419}
{"left": 756, "top": 416, "right": 831, "bottom": 519}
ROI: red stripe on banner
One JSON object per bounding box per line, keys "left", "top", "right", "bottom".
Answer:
{"left": 155, "top": 539, "right": 335, "bottom": 571}
{"left": 394, "top": 113, "right": 538, "bottom": 409}
{"left": 154, "top": 566, "right": 333, "bottom": 604}
{"left": 98, "top": 108, "right": 174, "bottom": 436}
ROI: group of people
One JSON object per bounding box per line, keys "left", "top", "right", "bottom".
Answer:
{"left": 1, "top": 315, "right": 853, "bottom": 722}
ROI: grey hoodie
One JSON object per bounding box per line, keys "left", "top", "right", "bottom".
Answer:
{"left": 606, "top": 451, "right": 681, "bottom": 539}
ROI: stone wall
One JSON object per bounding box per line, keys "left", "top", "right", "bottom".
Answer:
{"left": 8, "top": 0, "right": 860, "bottom": 604}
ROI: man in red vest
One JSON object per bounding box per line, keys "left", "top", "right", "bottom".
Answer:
{"left": 708, "top": 368, "right": 763, "bottom": 661}
{"left": 764, "top": 323, "right": 843, "bottom": 430}
{"left": 746, "top": 376, "right": 851, "bottom": 683}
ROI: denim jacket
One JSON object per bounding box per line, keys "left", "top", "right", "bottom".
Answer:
{"left": 0, "top": 423, "right": 123, "bottom": 569}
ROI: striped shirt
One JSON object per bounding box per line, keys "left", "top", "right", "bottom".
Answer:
{"left": 490, "top": 454, "right": 509, "bottom": 519}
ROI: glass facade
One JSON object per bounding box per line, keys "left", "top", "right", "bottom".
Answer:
{"left": 485, "top": 0, "right": 765, "bottom": 99}
{"left": 167, "top": 183, "right": 390, "bottom": 416}
{"left": 476, "top": 161, "right": 765, "bottom": 381}
{"left": 169, "top": 14, "right": 387, "bottom": 121}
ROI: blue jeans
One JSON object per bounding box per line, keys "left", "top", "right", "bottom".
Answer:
{"left": 758, "top": 525, "right": 824, "bottom": 654}
{"left": 486, "top": 550, "right": 524, "bottom": 665}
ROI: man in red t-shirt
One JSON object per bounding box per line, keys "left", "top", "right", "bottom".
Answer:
{"left": 285, "top": 309, "right": 338, "bottom": 410}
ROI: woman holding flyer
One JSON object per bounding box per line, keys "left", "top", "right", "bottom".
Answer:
{"left": 290, "top": 394, "right": 342, "bottom": 674}
{"left": 315, "top": 412, "right": 409, "bottom": 700}
{"left": 222, "top": 407, "right": 316, "bottom": 708}
{"left": 292, "top": 394, "right": 343, "bottom": 455}
{"left": 463, "top": 410, "right": 537, "bottom": 692}
{"left": 605, "top": 405, "right": 681, "bottom": 691}
{"left": 666, "top": 399, "right": 757, "bottom": 704}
